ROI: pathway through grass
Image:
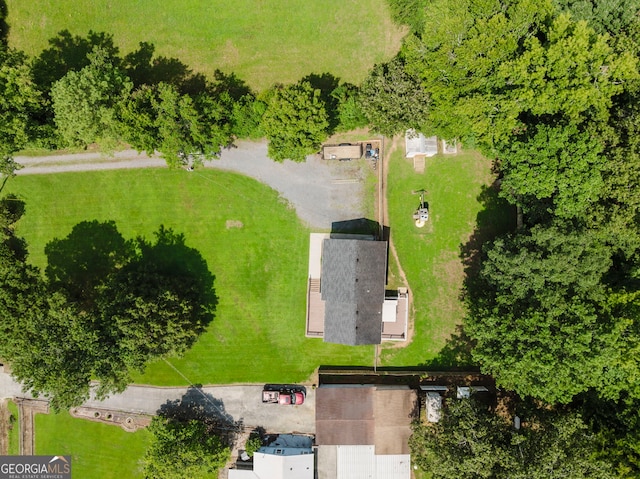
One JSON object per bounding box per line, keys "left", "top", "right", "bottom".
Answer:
{"left": 381, "top": 149, "right": 513, "bottom": 366}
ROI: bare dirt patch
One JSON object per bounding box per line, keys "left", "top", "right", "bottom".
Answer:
{"left": 225, "top": 220, "right": 244, "bottom": 229}
{"left": 70, "top": 406, "right": 151, "bottom": 432}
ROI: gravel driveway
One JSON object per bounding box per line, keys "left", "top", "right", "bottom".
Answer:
{"left": 1, "top": 368, "right": 314, "bottom": 434}
{"left": 15, "top": 140, "right": 368, "bottom": 230}
{"left": 82, "top": 383, "right": 316, "bottom": 434}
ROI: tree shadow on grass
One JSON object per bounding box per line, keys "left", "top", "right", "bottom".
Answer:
{"left": 44, "top": 221, "right": 217, "bottom": 333}
{"left": 45, "top": 220, "right": 133, "bottom": 304}
{"left": 420, "top": 324, "right": 477, "bottom": 369}
{"left": 157, "top": 385, "right": 242, "bottom": 447}
{"left": 124, "top": 42, "right": 254, "bottom": 99}
{"left": 32, "top": 30, "right": 120, "bottom": 91}
{"left": 209, "top": 69, "right": 252, "bottom": 102}
{"left": 123, "top": 41, "right": 207, "bottom": 94}
{"left": 0, "top": 0, "right": 8, "bottom": 47}
{"left": 460, "top": 178, "right": 516, "bottom": 301}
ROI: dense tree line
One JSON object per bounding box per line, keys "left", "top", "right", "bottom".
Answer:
{"left": 0, "top": 30, "right": 370, "bottom": 165}
{"left": 380, "top": 0, "right": 640, "bottom": 476}
{"left": 411, "top": 398, "right": 613, "bottom": 479}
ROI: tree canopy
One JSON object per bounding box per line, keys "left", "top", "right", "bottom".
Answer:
{"left": 260, "top": 80, "right": 329, "bottom": 162}
{"left": 51, "top": 47, "right": 131, "bottom": 149}
{"left": 410, "top": 399, "right": 612, "bottom": 479}
{"left": 359, "top": 56, "right": 430, "bottom": 137}
{"left": 0, "top": 214, "right": 216, "bottom": 410}
{"left": 144, "top": 416, "right": 230, "bottom": 479}
{"left": 0, "top": 48, "right": 43, "bottom": 166}
{"left": 466, "top": 225, "right": 625, "bottom": 403}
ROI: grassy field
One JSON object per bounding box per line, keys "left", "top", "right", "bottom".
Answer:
{"left": 6, "top": 0, "right": 404, "bottom": 91}
{"left": 6, "top": 400, "right": 19, "bottom": 455}
{"left": 5, "top": 168, "right": 375, "bottom": 386}
{"left": 36, "top": 412, "right": 150, "bottom": 479}
{"left": 381, "top": 147, "right": 514, "bottom": 366}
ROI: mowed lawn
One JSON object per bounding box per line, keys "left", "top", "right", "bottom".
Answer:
{"left": 6, "top": 400, "right": 19, "bottom": 455}
{"left": 5, "top": 168, "right": 375, "bottom": 386}
{"left": 36, "top": 411, "right": 150, "bottom": 479}
{"left": 6, "top": 0, "right": 404, "bottom": 90}
{"left": 380, "top": 148, "right": 513, "bottom": 366}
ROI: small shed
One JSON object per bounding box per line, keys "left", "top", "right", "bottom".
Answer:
{"left": 425, "top": 392, "right": 442, "bottom": 423}
{"left": 405, "top": 130, "right": 438, "bottom": 158}
{"left": 456, "top": 386, "right": 489, "bottom": 399}
{"left": 323, "top": 144, "right": 363, "bottom": 160}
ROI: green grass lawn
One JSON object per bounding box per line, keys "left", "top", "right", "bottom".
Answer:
{"left": 5, "top": 168, "right": 374, "bottom": 386}
{"left": 381, "top": 148, "right": 514, "bottom": 366}
{"left": 6, "top": 0, "right": 404, "bottom": 91}
{"left": 6, "top": 400, "right": 19, "bottom": 455}
{"left": 36, "top": 411, "right": 150, "bottom": 479}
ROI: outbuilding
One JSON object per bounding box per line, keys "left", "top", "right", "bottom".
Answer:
{"left": 322, "top": 144, "right": 363, "bottom": 160}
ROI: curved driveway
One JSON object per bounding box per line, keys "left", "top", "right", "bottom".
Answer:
{"left": 15, "top": 140, "right": 367, "bottom": 230}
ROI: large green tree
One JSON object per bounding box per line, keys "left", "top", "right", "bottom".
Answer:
{"left": 496, "top": 122, "right": 605, "bottom": 221}
{"left": 411, "top": 399, "right": 515, "bottom": 478}
{"left": 1, "top": 219, "right": 215, "bottom": 409}
{"left": 144, "top": 415, "right": 230, "bottom": 479}
{"left": 402, "top": 0, "right": 637, "bottom": 149}
{"left": 51, "top": 47, "right": 132, "bottom": 149}
{"left": 358, "top": 56, "right": 430, "bottom": 136}
{"left": 466, "top": 224, "right": 628, "bottom": 403}
{"left": 553, "top": 0, "right": 640, "bottom": 34}
{"left": 0, "top": 48, "right": 43, "bottom": 171}
{"left": 119, "top": 82, "right": 233, "bottom": 167}
{"left": 260, "top": 81, "right": 329, "bottom": 162}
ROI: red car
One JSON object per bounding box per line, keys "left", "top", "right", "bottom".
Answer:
{"left": 262, "top": 385, "right": 305, "bottom": 405}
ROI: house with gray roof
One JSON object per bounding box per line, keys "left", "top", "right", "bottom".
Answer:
{"left": 229, "top": 435, "right": 314, "bottom": 479}
{"left": 306, "top": 234, "right": 408, "bottom": 343}
{"left": 320, "top": 238, "right": 387, "bottom": 345}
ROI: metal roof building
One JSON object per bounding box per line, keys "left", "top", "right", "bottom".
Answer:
{"left": 405, "top": 129, "right": 438, "bottom": 158}
{"left": 316, "top": 385, "right": 416, "bottom": 479}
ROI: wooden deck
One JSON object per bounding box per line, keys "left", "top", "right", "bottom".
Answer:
{"left": 382, "top": 291, "right": 408, "bottom": 340}
{"left": 306, "top": 278, "right": 325, "bottom": 337}
{"left": 306, "top": 279, "right": 408, "bottom": 341}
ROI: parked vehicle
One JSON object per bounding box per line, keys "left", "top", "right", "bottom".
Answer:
{"left": 262, "top": 385, "right": 305, "bottom": 405}
{"left": 365, "top": 143, "right": 379, "bottom": 159}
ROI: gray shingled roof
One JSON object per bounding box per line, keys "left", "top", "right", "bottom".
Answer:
{"left": 321, "top": 239, "right": 387, "bottom": 345}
